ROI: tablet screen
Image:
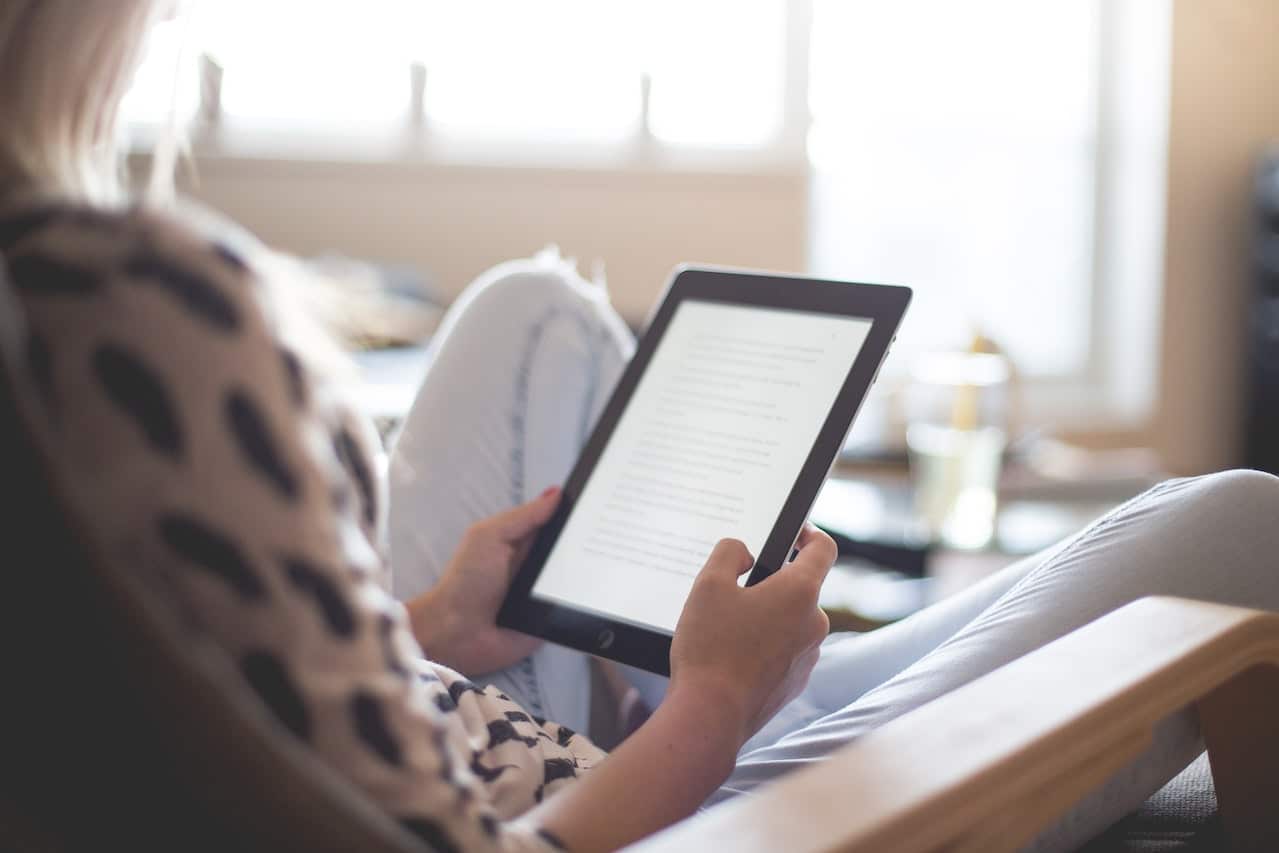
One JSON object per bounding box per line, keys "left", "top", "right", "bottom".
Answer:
{"left": 530, "top": 299, "right": 873, "bottom": 633}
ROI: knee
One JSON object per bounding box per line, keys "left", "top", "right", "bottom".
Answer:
{"left": 1165, "top": 468, "right": 1279, "bottom": 532}
{"left": 446, "top": 252, "right": 633, "bottom": 378}
{"left": 462, "top": 251, "right": 606, "bottom": 323}
{"left": 1186, "top": 467, "right": 1279, "bottom": 506}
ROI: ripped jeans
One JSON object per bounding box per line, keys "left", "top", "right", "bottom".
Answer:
{"left": 388, "top": 252, "right": 1279, "bottom": 852}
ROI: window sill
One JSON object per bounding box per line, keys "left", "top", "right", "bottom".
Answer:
{"left": 131, "top": 122, "right": 809, "bottom": 183}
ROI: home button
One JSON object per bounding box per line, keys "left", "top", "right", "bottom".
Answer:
{"left": 597, "top": 629, "right": 615, "bottom": 650}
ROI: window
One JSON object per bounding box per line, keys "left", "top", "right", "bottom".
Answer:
{"left": 120, "top": 16, "right": 199, "bottom": 128}
{"left": 809, "top": 0, "right": 1100, "bottom": 379}
{"left": 807, "top": 0, "right": 1170, "bottom": 430}
{"left": 127, "top": 1, "right": 793, "bottom": 149}
{"left": 124, "top": 1, "right": 1170, "bottom": 429}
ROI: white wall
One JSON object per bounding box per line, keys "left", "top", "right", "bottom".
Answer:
{"left": 179, "top": 157, "right": 807, "bottom": 324}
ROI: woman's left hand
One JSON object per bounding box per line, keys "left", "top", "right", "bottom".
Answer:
{"left": 407, "top": 487, "right": 561, "bottom": 675}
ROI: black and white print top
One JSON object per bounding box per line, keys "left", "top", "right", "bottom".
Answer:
{"left": 0, "top": 195, "right": 604, "bottom": 853}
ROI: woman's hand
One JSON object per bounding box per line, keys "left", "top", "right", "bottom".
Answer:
{"left": 669, "top": 525, "right": 837, "bottom": 748}
{"left": 407, "top": 487, "right": 561, "bottom": 675}
{"left": 531, "top": 524, "right": 837, "bottom": 853}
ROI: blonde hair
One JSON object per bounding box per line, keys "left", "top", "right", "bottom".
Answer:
{"left": 0, "top": 1, "right": 361, "bottom": 377}
{"left": 0, "top": 0, "right": 169, "bottom": 204}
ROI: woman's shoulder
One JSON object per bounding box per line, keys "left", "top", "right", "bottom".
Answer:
{"left": 0, "top": 193, "right": 259, "bottom": 301}
{"left": 0, "top": 190, "right": 389, "bottom": 575}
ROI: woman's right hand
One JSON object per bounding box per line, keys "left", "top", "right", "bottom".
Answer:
{"left": 669, "top": 525, "right": 837, "bottom": 748}
{"left": 533, "top": 526, "right": 837, "bottom": 852}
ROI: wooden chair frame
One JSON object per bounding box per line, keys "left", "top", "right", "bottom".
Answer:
{"left": 631, "top": 597, "right": 1279, "bottom": 853}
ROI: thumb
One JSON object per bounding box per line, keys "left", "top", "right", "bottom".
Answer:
{"left": 490, "top": 486, "right": 562, "bottom": 541}
{"left": 786, "top": 524, "right": 838, "bottom": 587}
{"left": 700, "top": 538, "right": 755, "bottom": 582}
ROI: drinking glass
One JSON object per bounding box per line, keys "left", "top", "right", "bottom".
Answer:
{"left": 905, "top": 351, "right": 1011, "bottom": 549}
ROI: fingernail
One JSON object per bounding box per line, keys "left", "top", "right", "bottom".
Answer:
{"left": 541, "top": 486, "right": 560, "bottom": 499}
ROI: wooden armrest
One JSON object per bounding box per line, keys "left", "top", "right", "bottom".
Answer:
{"left": 627, "top": 596, "right": 1279, "bottom": 853}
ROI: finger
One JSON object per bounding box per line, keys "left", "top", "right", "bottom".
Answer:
{"left": 494, "top": 627, "right": 544, "bottom": 655}
{"left": 795, "top": 645, "right": 821, "bottom": 681}
{"left": 810, "top": 608, "right": 831, "bottom": 648}
{"left": 488, "top": 486, "right": 562, "bottom": 541}
{"left": 700, "top": 538, "right": 754, "bottom": 581}
{"left": 787, "top": 527, "right": 838, "bottom": 588}
{"left": 510, "top": 536, "right": 536, "bottom": 571}
{"left": 793, "top": 522, "right": 822, "bottom": 551}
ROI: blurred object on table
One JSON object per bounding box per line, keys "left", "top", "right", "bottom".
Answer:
{"left": 1004, "top": 438, "right": 1164, "bottom": 500}
{"left": 349, "top": 345, "right": 434, "bottom": 440}
{"left": 810, "top": 477, "right": 931, "bottom": 578}
{"left": 297, "top": 253, "right": 443, "bottom": 350}
{"left": 820, "top": 560, "right": 930, "bottom": 632}
{"left": 905, "top": 338, "right": 1012, "bottom": 550}
{"left": 267, "top": 252, "right": 443, "bottom": 439}
{"left": 818, "top": 437, "right": 1165, "bottom": 629}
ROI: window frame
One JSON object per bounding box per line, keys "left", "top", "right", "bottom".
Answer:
{"left": 1015, "top": 0, "right": 1170, "bottom": 431}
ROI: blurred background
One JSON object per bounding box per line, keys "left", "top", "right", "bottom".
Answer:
{"left": 124, "top": 0, "right": 1279, "bottom": 624}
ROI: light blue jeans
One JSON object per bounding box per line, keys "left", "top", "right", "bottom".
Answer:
{"left": 388, "top": 255, "right": 1279, "bottom": 851}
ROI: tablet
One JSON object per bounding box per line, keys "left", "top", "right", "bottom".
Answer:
{"left": 498, "top": 267, "right": 910, "bottom": 675}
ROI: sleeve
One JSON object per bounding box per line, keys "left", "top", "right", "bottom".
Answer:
{"left": 0, "top": 202, "right": 568, "bottom": 853}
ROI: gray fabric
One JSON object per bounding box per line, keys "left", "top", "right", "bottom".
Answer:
{"left": 1082, "top": 753, "right": 1224, "bottom": 852}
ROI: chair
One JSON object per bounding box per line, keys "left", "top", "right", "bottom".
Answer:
{"left": 1, "top": 359, "right": 1276, "bottom": 852}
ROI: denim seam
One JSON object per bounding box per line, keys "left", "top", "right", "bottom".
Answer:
{"left": 994, "top": 477, "right": 1184, "bottom": 605}
{"left": 508, "top": 299, "right": 600, "bottom": 719}
{"left": 576, "top": 321, "right": 609, "bottom": 447}
{"left": 509, "top": 304, "right": 599, "bottom": 506}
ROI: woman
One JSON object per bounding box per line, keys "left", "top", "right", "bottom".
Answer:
{"left": 2, "top": 3, "right": 1276, "bottom": 851}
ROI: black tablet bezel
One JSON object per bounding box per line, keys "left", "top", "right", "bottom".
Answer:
{"left": 497, "top": 266, "right": 911, "bottom": 675}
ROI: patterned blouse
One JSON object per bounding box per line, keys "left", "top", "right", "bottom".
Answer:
{"left": 0, "top": 195, "right": 605, "bottom": 852}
